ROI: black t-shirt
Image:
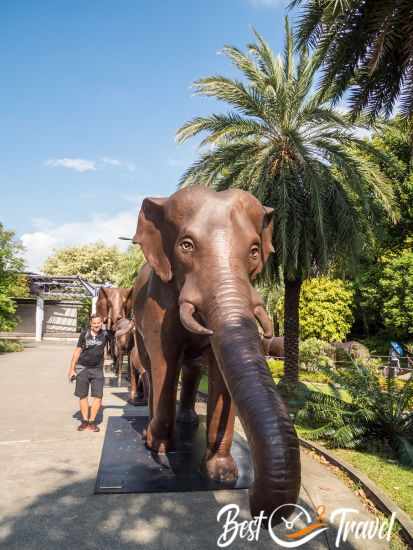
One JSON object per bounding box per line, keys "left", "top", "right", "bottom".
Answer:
{"left": 77, "top": 329, "right": 111, "bottom": 367}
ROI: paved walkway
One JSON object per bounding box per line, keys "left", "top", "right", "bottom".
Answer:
{"left": 0, "top": 344, "right": 393, "bottom": 549}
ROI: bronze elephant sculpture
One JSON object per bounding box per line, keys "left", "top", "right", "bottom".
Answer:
{"left": 114, "top": 318, "right": 149, "bottom": 404}
{"left": 96, "top": 287, "right": 133, "bottom": 373}
{"left": 263, "top": 335, "right": 285, "bottom": 358}
{"left": 131, "top": 186, "right": 300, "bottom": 523}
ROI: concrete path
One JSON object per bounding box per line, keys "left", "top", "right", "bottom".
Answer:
{"left": 0, "top": 344, "right": 393, "bottom": 549}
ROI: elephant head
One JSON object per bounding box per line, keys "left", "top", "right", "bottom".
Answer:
{"left": 133, "top": 186, "right": 300, "bottom": 522}
{"left": 96, "top": 287, "right": 133, "bottom": 330}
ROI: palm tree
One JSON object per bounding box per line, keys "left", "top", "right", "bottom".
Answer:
{"left": 176, "top": 19, "right": 395, "bottom": 386}
{"left": 291, "top": 0, "right": 413, "bottom": 120}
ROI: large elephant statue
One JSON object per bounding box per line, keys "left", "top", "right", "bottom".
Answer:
{"left": 96, "top": 287, "right": 133, "bottom": 372}
{"left": 131, "top": 186, "right": 300, "bottom": 523}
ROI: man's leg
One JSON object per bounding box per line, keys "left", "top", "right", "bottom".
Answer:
{"left": 89, "top": 397, "right": 102, "bottom": 423}
{"left": 74, "top": 369, "right": 90, "bottom": 431}
{"left": 89, "top": 367, "right": 104, "bottom": 432}
{"left": 79, "top": 397, "right": 89, "bottom": 422}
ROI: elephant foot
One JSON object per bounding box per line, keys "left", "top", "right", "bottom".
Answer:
{"left": 144, "top": 422, "right": 175, "bottom": 454}
{"left": 201, "top": 450, "right": 238, "bottom": 483}
{"left": 176, "top": 406, "right": 199, "bottom": 426}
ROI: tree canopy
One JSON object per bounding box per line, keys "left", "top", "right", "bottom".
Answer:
{"left": 176, "top": 19, "right": 395, "bottom": 383}
{"left": 42, "top": 242, "right": 124, "bottom": 284}
{"left": 291, "top": 0, "right": 413, "bottom": 119}
{"left": 0, "top": 223, "right": 28, "bottom": 332}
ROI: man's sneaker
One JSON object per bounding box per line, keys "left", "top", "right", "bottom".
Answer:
{"left": 88, "top": 421, "right": 100, "bottom": 432}
{"left": 77, "top": 420, "right": 89, "bottom": 431}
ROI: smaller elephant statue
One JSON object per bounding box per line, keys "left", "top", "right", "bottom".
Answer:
{"left": 114, "top": 318, "right": 149, "bottom": 404}
{"left": 262, "top": 335, "right": 285, "bottom": 358}
{"left": 96, "top": 287, "right": 133, "bottom": 370}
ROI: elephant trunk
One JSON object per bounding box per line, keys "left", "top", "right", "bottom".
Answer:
{"left": 204, "top": 275, "right": 301, "bottom": 524}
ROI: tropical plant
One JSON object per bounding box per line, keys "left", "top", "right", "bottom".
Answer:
{"left": 297, "top": 363, "right": 413, "bottom": 466}
{"left": 112, "top": 245, "right": 146, "bottom": 288}
{"left": 176, "top": 19, "right": 395, "bottom": 385}
{"left": 291, "top": 0, "right": 413, "bottom": 119}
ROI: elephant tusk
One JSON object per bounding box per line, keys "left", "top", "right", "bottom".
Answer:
{"left": 179, "top": 302, "right": 213, "bottom": 336}
{"left": 254, "top": 305, "right": 273, "bottom": 339}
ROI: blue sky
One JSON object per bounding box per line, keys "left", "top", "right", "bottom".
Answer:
{"left": 1, "top": 0, "right": 294, "bottom": 270}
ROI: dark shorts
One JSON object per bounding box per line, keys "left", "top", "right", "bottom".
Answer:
{"left": 74, "top": 366, "right": 104, "bottom": 399}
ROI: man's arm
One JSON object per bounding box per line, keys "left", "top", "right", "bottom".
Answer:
{"left": 68, "top": 347, "right": 82, "bottom": 380}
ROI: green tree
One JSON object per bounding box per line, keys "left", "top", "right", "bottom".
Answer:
{"left": 42, "top": 242, "right": 123, "bottom": 284}
{"left": 352, "top": 118, "right": 413, "bottom": 337}
{"left": 0, "top": 223, "right": 26, "bottom": 331}
{"left": 380, "top": 249, "right": 413, "bottom": 339}
{"left": 176, "top": 20, "right": 395, "bottom": 385}
{"left": 299, "top": 277, "right": 354, "bottom": 342}
{"left": 112, "top": 245, "right": 146, "bottom": 288}
{"left": 292, "top": 0, "right": 413, "bottom": 119}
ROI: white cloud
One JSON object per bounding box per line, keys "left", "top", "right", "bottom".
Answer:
{"left": 45, "top": 158, "right": 96, "bottom": 172}
{"left": 101, "top": 157, "right": 136, "bottom": 172}
{"left": 21, "top": 207, "right": 143, "bottom": 272}
{"left": 44, "top": 156, "right": 137, "bottom": 173}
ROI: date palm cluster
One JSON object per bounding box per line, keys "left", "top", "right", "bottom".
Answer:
{"left": 291, "top": 0, "right": 413, "bottom": 119}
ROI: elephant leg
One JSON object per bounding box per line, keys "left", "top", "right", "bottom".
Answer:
{"left": 144, "top": 344, "right": 181, "bottom": 454}
{"left": 177, "top": 352, "right": 205, "bottom": 425}
{"left": 117, "top": 353, "right": 123, "bottom": 386}
{"left": 129, "top": 350, "right": 138, "bottom": 403}
{"left": 201, "top": 351, "right": 238, "bottom": 482}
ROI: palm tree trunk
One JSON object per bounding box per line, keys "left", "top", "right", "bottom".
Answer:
{"left": 283, "top": 277, "right": 302, "bottom": 385}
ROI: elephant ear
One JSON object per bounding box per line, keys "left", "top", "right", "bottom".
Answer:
{"left": 96, "top": 287, "right": 109, "bottom": 323}
{"left": 261, "top": 206, "right": 275, "bottom": 266}
{"left": 133, "top": 197, "right": 173, "bottom": 283}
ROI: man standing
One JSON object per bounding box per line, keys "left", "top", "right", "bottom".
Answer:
{"left": 68, "top": 314, "right": 111, "bottom": 431}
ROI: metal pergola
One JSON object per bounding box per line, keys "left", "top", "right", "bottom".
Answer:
{"left": 26, "top": 273, "right": 100, "bottom": 299}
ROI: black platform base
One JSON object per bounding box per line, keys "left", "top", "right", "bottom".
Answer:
{"left": 95, "top": 415, "right": 253, "bottom": 494}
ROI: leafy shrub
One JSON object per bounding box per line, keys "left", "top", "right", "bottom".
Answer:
{"left": 297, "top": 363, "right": 413, "bottom": 466}
{"left": 299, "top": 278, "right": 354, "bottom": 341}
{"left": 266, "top": 359, "right": 284, "bottom": 379}
{"left": 0, "top": 339, "right": 24, "bottom": 353}
{"left": 299, "top": 338, "right": 334, "bottom": 372}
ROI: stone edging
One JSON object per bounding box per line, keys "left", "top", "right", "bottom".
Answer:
{"left": 299, "top": 438, "right": 413, "bottom": 545}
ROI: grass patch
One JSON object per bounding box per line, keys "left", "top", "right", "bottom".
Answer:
{"left": 331, "top": 447, "right": 413, "bottom": 518}
{"left": 0, "top": 339, "right": 24, "bottom": 353}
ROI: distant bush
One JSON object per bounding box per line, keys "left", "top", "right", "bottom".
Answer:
{"left": 299, "top": 338, "right": 335, "bottom": 372}
{"left": 0, "top": 339, "right": 23, "bottom": 353}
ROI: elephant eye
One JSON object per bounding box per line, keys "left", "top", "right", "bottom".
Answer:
{"left": 179, "top": 238, "right": 194, "bottom": 253}
{"left": 250, "top": 244, "right": 260, "bottom": 259}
